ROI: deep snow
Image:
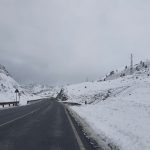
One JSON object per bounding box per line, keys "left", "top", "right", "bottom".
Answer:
{"left": 62, "top": 61, "right": 150, "bottom": 150}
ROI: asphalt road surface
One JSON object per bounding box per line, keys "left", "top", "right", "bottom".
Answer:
{"left": 0, "top": 99, "right": 96, "bottom": 150}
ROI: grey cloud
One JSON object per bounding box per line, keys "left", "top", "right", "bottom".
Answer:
{"left": 0, "top": 0, "right": 150, "bottom": 85}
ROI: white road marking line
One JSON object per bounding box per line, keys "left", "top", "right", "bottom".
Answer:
{"left": 0, "top": 108, "right": 40, "bottom": 128}
{"left": 64, "top": 107, "right": 86, "bottom": 150}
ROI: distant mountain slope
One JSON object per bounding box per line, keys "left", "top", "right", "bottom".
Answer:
{"left": 23, "top": 84, "right": 60, "bottom": 98}
{"left": 0, "top": 64, "right": 40, "bottom": 105}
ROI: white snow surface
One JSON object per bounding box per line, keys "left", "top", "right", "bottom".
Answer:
{"left": 0, "top": 65, "right": 40, "bottom": 105}
{"left": 23, "top": 84, "right": 60, "bottom": 98}
{"left": 63, "top": 61, "right": 150, "bottom": 150}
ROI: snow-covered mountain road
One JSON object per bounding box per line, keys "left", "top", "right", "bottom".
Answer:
{"left": 0, "top": 99, "right": 96, "bottom": 150}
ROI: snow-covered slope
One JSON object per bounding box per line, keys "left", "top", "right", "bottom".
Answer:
{"left": 60, "top": 60, "right": 150, "bottom": 150}
{"left": 23, "top": 84, "right": 60, "bottom": 98}
{"left": 99, "top": 60, "right": 150, "bottom": 81}
{"left": 0, "top": 64, "right": 40, "bottom": 105}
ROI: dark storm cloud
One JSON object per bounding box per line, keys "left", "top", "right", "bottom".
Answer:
{"left": 0, "top": 0, "right": 150, "bottom": 85}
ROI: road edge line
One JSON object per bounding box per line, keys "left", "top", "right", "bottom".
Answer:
{"left": 64, "top": 106, "right": 86, "bottom": 150}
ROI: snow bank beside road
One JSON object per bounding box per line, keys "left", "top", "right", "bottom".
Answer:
{"left": 72, "top": 89, "right": 150, "bottom": 150}
{"left": 62, "top": 66, "right": 150, "bottom": 150}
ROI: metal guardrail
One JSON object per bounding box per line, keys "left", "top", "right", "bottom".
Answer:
{"left": 0, "top": 101, "right": 19, "bottom": 108}
{"left": 27, "top": 98, "right": 55, "bottom": 105}
{"left": 27, "top": 99, "right": 42, "bottom": 104}
{"left": 62, "top": 102, "right": 81, "bottom": 106}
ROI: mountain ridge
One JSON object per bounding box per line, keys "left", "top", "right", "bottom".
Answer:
{"left": 0, "top": 64, "right": 40, "bottom": 105}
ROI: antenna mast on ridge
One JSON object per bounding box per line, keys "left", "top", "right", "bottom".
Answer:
{"left": 130, "top": 53, "right": 133, "bottom": 74}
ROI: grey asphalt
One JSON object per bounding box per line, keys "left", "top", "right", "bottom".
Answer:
{"left": 0, "top": 99, "right": 96, "bottom": 150}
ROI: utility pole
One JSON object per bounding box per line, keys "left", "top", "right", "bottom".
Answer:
{"left": 130, "top": 53, "right": 133, "bottom": 74}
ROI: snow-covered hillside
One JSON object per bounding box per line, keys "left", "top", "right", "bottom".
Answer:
{"left": 99, "top": 60, "right": 150, "bottom": 82}
{"left": 23, "top": 84, "right": 60, "bottom": 98}
{"left": 60, "top": 60, "right": 150, "bottom": 150}
{"left": 0, "top": 64, "right": 40, "bottom": 105}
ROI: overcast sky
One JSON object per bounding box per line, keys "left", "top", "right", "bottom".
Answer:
{"left": 0, "top": 0, "right": 150, "bottom": 85}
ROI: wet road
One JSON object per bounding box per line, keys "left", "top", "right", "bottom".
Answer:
{"left": 0, "top": 99, "right": 84, "bottom": 150}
